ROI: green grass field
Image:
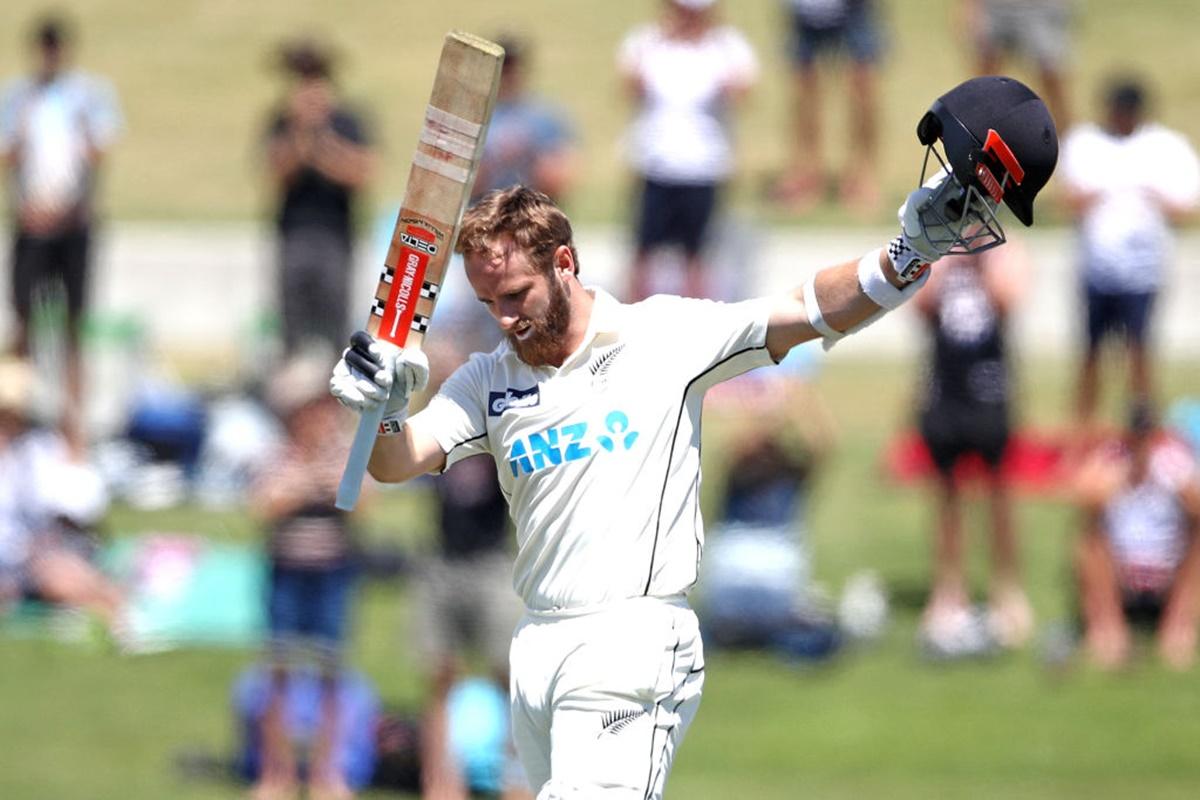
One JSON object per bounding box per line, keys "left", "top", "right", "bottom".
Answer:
{"left": 3, "top": 358, "right": 1200, "bottom": 800}
{"left": 1, "top": 1, "right": 1199, "bottom": 224}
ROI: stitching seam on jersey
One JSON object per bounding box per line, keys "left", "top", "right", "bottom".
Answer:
{"left": 643, "top": 623, "right": 681, "bottom": 800}
{"left": 642, "top": 346, "right": 767, "bottom": 595}
{"left": 440, "top": 432, "right": 489, "bottom": 473}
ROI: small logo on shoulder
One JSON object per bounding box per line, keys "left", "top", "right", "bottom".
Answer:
{"left": 488, "top": 386, "right": 540, "bottom": 416}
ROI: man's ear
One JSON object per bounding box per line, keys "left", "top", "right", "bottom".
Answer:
{"left": 554, "top": 245, "right": 576, "bottom": 278}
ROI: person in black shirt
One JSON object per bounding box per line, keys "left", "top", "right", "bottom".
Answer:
{"left": 264, "top": 38, "right": 374, "bottom": 356}
{"left": 914, "top": 241, "right": 1033, "bottom": 656}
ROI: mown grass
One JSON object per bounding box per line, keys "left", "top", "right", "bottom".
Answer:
{"left": 2, "top": 357, "right": 1199, "bottom": 799}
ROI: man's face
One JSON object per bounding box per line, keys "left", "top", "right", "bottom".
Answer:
{"left": 36, "top": 42, "right": 64, "bottom": 81}
{"left": 465, "top": 237, "right": 572, "bottom": 367}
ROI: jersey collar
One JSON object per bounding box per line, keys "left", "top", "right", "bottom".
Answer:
{"left": 497, "top": 287, "right": 624, "bottom": 373}
{"left": 556, "top": 287, "right": 624, "bottom": 372}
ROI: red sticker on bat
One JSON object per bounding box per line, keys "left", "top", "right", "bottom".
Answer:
{"left": 378, "top": 224, "right": 438, "bottom": 346}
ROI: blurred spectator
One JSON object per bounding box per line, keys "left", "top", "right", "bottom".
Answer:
{"left": 249, "top": 350, "right": 360, "bottom": 800}
{"left": 471, "top": 34, "right": 577, "bottom": 205}
{"left": 233, "top": 666, "right": 381, "bottom": 796}
{"left": 413, "top": 335, "right": 528, "bottom": 800}
{"left": 959, "top": 0, "right": 1074, "bottom": 129}
{"left": 1073, "top": 403, "right": 1200, "bottom": 670}
{"left": 700, "top": 346, "right": 842, "bottom": 658}
{"left": 263, "top": 37, "right": 375, "bottom": 357}
{"left": 0, "top": 13, "right": 123, "bottom": 458}
{"left": 1059, "top": 76, "right": 1200, "bottom": 437}
{"left": 0, "top": 356, "right": 123, "bottom": 634}
{"left": 912, "top": 241, "right": 1033, "bottom": 657}
{"left": 707, "top": 346, "right": 834, "bottom": 530}
{"left": 768, "top": 0, "right": 885, "bottom": 214}
{"left": 617, "top": 0, "right": 758, "bottom": 301}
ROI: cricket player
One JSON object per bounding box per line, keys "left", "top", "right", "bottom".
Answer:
{"left": 330, "top": 77, "right": 1058, "bottom": 798}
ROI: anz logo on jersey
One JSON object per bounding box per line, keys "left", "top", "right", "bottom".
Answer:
{"left": 506, "top": 411, "right": 639, "bottom": 477}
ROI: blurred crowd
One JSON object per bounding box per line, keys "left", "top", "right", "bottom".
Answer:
{"left": 2, "top": 2, "right": 1200, "bottom": 797}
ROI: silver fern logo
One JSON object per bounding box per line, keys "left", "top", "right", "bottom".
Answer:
{"left": 598, "top": 708, "right": 646, "bottom": 738}
{"left": 589, "top": 344, "right": 626, "bottom": 389}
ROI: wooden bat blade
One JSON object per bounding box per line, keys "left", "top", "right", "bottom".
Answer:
{"left": 336, "top": 32, "right": 503, "bottom": 511}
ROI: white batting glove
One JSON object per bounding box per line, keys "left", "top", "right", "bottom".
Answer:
{"left": 330, "top": 331, "right": 429, "bottom": 433}
{"left": 889, "top": 166, "right": 988, "bottom": 283}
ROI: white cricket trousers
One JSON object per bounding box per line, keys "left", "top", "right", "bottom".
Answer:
{"left": 509, "top": 595, "right": 705, "bottom": 799}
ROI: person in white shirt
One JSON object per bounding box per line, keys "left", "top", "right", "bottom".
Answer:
{"left": 1059, "top": 76, "right": 1200, "bottom": 435}
{"left": 617, "top": 0, "right": 758, "bottom": 301}
{"left": 0, "top": 14, "right": 123, "bottom": 458}
{"left": 329, "top": 75, "right": 1058, "bottom": 799}
{"left": 0, "top": 357, "right": 121, "bottom": 633}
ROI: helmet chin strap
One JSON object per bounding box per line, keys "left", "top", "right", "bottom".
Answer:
{"left": 916, "top": 142, "right": 1009, "bottom": 256}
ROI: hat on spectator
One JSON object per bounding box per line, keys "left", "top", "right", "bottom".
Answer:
{"left": 267, "top": 348, "right": 336, "bottom": 418}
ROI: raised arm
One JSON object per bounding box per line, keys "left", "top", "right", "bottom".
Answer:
{"left": 763, "top": 170, "right": 961, "bottom": 360}
{"left": 765, "top": 249, "right": 910, "bottom": 360}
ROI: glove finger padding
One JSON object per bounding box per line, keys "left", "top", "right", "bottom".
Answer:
{"left": 897, "top": 169, "right": 952, "bottom": 265}
{"left": 385, "top": 345, "right": 430, "bottom": 402}
{"left": 330, "top": 330, "right": 431, "bottom": 419}
{"left": 898, "top": 166, "right": 994, "bottom": 267}
{"left": 330, "top": 357, "right": 375, "bottom": 412}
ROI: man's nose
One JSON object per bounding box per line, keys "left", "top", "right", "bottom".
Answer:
{"left": 495, "top": 308, "right": 519, "bottom": 331}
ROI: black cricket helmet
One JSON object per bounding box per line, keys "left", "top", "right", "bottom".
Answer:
{"left": 913, "top": 76, "right": 1059, "bottom": 255}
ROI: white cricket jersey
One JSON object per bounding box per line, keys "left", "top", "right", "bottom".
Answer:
{"left": 408, "top": 289, "right": 775, "bottom": 611}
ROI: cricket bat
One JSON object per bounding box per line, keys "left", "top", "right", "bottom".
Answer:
{"left": 335, "top": 32, "right": 504, "bottom": 510}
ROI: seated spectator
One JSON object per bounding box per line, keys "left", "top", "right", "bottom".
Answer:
{"left": 0, "top": 356, "right": 124, "bottom": 634}
{"left": 233, "top": 665, "right": 381, "bottom": 796}
{"left": 699, "top": 346, "right": 841, "bottom": 659}
{"left": 249, "top": 350, "right": 360, "bottom": 800}
{"left": 1074, "top": 403, "right": 1200, "bottom": 670}
{"left": 913, "top": 242, "right": 1033, "bottom": 656}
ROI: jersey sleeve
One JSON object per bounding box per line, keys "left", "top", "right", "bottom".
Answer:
{"left": 83, "top": 76, "right": 123, "bottom": 150}
{"left": 616, "top": 26, "right": 651, "bottom": 78}
{"left": 1154, "top": 130, "right": 1200, "bottom": 209}
{"left": 1058, "top": 126, "right": 1100, "bottom": 194}
{"left": 333, "top": 107, "right": 370, "bottom": 146}
{"left": 721, "top": 28, "right": 759, "bottom": 86}
{"left": 0, "top": 81, "right": 25, "bottom": 153}
{"left": 406, "top": 351, "right": 494, "bottom": 470}
{"left": 533, "top": 104, "right": 573, "bottom": 152}
{"left": 636, "top": 294, "right": 775, "bottom": 391}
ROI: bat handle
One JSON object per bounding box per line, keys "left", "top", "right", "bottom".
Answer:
{"left": 335, "top": 403, "right": 386, "bottom": 511}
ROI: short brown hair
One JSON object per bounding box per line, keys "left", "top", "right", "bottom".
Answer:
{"left": 456, "top": 186, "right": 579, "bottom": 275}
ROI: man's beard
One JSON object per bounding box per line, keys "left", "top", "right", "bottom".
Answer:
{"left": 509, "top": 277, "right": 571, "bottom": 367}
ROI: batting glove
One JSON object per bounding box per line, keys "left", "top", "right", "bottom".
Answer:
{"left": 330, "top": 331, "right": 429, "bottom": 432}
{"left": 890, "top": 167, "right": 988, "bottom": 283}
